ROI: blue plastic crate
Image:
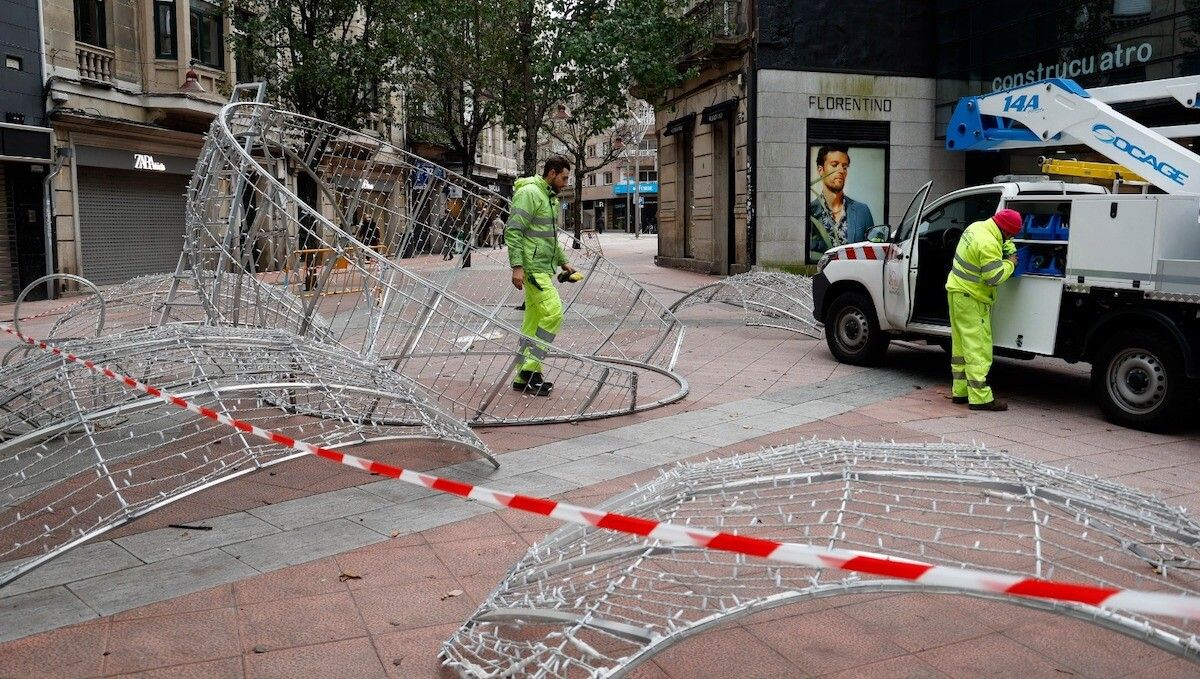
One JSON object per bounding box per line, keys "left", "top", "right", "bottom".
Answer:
{"left": 1022, "top": 214, "right": 1057, "bottom": 240}
{"left": 1027, "top": 251, "right": 1064, "bottom": 277}
{"left": 1012, "top": 246, "right": 1033, "bottom": 277}
{"left": 1050, "top": 215, "right": 1069, "bottom": 240}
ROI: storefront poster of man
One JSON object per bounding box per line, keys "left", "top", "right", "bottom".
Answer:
{"left": 808, "top": 145, "right": 875, "bottom": 258}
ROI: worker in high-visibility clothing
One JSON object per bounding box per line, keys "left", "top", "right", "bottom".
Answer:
{"left": 506, "top": 156, "right": 578, "bottom": 396}
{"left": 945, "top": 208, "right": 1022, "bottom": 411}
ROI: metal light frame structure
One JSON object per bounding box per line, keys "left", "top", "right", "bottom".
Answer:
{"left": 0, "top": 325, "right": 488, "bottom": 587}
{"left": 0, "top": 92, "right": 689, "bottom": 588}
{"left": 179, "top": 100, "right": 688, "bottom": 426}
{"left": 669, "top": 271, "right": 823, "bottom": 338}
{"left": 443, "top": 441, "right": 1200, "bottom": 677}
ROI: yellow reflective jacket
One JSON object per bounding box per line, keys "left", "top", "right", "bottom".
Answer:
{"left": 505, "top": 176, "right": 566, "bottom": 274}
{"left": 945, "top": 217, "right": 1016, "bottom": 305}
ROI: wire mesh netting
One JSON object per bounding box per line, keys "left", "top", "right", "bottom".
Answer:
{"left": 180, "top": 102, "right": 687, "bottom": 425}
{"left": 0, "top": 96, "right": 688, "bottom": 589}
{"left": 0, "top": 325, "right": 487, "bottom": 586}
{"left": 669, "top": 272, "right": 821, "bottom": 339}
{"left": 442, "top": 440, "right": 1200, "bottom": 677}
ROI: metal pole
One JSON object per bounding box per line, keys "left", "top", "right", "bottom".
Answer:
{"left": 41, "top": 148, "right": 70, "bottom": 299}
{"left": 633, "top": 146, "right": 641, "bottom": 239}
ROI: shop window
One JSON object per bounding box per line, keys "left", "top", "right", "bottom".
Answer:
{"left": 154, "top": 0, "right": 177, "bottom": 58}
{"left": 190, "top": 0, "right": 225, "bottom": 69}
{"left": 74, "top": 0, "right": 107, "bottom": 47}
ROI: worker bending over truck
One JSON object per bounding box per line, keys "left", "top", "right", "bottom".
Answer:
{"left": 945, "top": 208, "right": 1022, "bottom": 411}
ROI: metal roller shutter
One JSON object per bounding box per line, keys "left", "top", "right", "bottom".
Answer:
{"left": 78, "top": 167, "right": 188, "bottom": 285}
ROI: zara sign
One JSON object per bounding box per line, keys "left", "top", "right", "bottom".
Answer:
{"left": 133, "top": 153, "right": 167, "bottom": 171}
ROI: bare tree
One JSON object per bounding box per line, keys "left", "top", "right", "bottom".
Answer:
{"left": 546, "top": 100, "right": 650, "bottom": 247}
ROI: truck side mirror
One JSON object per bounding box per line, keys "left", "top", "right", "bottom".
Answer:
{"left": 866, "top": 225, "right": 889, "bottom": 243}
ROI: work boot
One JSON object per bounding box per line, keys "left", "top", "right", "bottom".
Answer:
{"left": 513, "top": 370, "right": 553, "bottom": 396}
{"left": 951, "top": 396, "right": 968, "bottom": 405}
{"left": 969, "top": 399, "right": 1008, "bottom": 412}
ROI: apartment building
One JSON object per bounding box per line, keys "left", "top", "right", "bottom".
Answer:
{"left": 655, "top": 0, "right": 752, "bottom": 274}
{"left": 580, "top": 136, "right": 658, "bottom": 233}
{"left": 40, "top": 0, "right": 238, "bottom": 287}
{"left": 0, "top": 0, "right": 55, "bottom": 301}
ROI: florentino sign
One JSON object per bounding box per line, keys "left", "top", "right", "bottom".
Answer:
{"left": 808, "top": 95, "right": 892, "bottom": 113}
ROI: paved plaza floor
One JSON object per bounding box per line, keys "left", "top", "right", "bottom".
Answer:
{"left": 1, "top": 233, "right": 1198, "bottom": 678}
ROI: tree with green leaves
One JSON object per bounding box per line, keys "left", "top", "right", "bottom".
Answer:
{"left": 226, "top": 0, "right": 414, "bottom": 129}
{"left": 498, "top": 0, "right": 702, "bottom": 178}
{"left": 404, "top": 0, "right": 512, "bottom": 181}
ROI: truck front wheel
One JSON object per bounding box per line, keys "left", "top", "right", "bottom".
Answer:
{"left": 825, "top": 291, "right": 889, "bottom": 366}
{"left": 1091, "top": 329, "right": 1192, "bottom": 431}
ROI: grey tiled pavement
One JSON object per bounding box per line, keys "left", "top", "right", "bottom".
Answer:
{"left": 0, "top": 373, "right": 926, "bottom": 641}
{"left": 2, "top": 234, "right": 1197, "bottom": 678}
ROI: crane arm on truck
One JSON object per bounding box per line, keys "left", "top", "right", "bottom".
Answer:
{"left": 945, "top": 76, "right": 1200, "bottom": 195}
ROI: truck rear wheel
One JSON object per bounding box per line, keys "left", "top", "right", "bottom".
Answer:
{"left": 825, "top": 291, "right": 889, "bottom": 366}
{"left": 1091, "top": 329, "right": 1191, "bottom": 431}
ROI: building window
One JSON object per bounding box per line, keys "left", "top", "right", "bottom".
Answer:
{"left": 154, "top": 0, "right": 177, "bottom": 58}
{"left": 587, "top": 174, "right": 596, "bottom": 186}
{"left": 587, "top": 144, "right": 596, "bottom": 157}
{"left": 74, "top": 0, "right": 107, "bottom": 47}
{"left": 639, "top": 170, "right": 658, "bottom": 182}
{"left": 603, "top": 171, "right": 612, "bottom": 185}
{"left": 190, "top": 0, "right": 224, "bottom": 69}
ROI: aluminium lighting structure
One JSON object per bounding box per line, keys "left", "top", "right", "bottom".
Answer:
{"left": 443, "top": 441, "right": 1200, "bottom": 677}
{"left": 180, "top": 101, "right": 687, "bottom": 426}
{"left": 0, "top": 325, "right": 489, "bottom": 587}
{"left": 669, "top": 271, "right": 822, "bottom": 339}
{"left": 0, "top": 94, "right": 686, "bottom": 588}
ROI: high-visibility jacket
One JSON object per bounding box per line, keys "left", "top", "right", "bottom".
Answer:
{"left": 506, "top": 175, "right": 566, "bottom": 274}
{"left": 945, "top": 217, "right": 1016, "bottom": 305}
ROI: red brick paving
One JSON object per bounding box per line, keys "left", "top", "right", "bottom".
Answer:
{"left": 2, "top": 235, "right": 1198, "bottom": 677}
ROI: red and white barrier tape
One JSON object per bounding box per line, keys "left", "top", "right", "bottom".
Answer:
{"left": 4, "top": 321, "right": 1199, "bottom": 620}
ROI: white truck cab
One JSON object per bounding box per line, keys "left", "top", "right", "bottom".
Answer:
{"left": 812, "top": 76, "right": 1200, "bottom": 430}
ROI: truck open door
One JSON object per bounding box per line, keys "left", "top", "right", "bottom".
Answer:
{"left": 882, "top": 181, "right": 932, "bottom": 329}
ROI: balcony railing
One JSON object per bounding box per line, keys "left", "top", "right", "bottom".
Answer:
{"left": 679, "top": 0, "right": 746, "bottom": 56}
{"left": 76, "top": 43, "right": 114, "bottom": 84}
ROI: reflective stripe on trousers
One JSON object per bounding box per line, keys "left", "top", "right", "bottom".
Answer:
{"left": 948, "top": 291, "right": 994, "bottom": 405}
{"left": 518, "top": 272, "right": 564, "bottom": 376}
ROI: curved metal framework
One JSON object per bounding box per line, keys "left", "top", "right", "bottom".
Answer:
{"left": 0, "top": 325, "right": 489, "bottom": 587}
{"left": 442, "top": 441, "right": 1200, "bottom": 677}
{"left": 180, "top": 102, "right": 687, "bottom": 425}
{"left": 0, "top": 96, "right": 690, "bottom": 588}
{"left": 669, "top": 271, "right": 822, "bottom": 338}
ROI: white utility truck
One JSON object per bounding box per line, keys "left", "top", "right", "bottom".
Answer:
{"left": 812, "top": 76, "right": 1200, "bottom": 430}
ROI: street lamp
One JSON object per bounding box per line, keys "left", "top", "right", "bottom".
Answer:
{"left": 616, "top": 100, "right": 654, "bottom": 238}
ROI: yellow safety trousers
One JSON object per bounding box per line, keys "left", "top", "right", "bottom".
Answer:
{"left": 516, "top": 272, "right": 564, "bottom": 377}
{"left": 948, "top": 291, "right": 994, "bottom": 405}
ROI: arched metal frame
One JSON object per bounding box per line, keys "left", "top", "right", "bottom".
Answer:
{"left": 178, "top": 102, "right": 688, "bottom": 426}
{"left": 0, "top": 325, "right": 490, "bottom": 588}
{"left": 669, "top": 271, "right": 822, "bottom": 339}
{"left": 442, "top": 441, "right": 1200, "bottom": 677}
{"left": 0, "top": 96, "right": 692, "bottom": 590}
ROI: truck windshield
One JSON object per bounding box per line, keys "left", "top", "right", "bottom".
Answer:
{"left": 894, "top": 181, "right": 933, "bottom": 243}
